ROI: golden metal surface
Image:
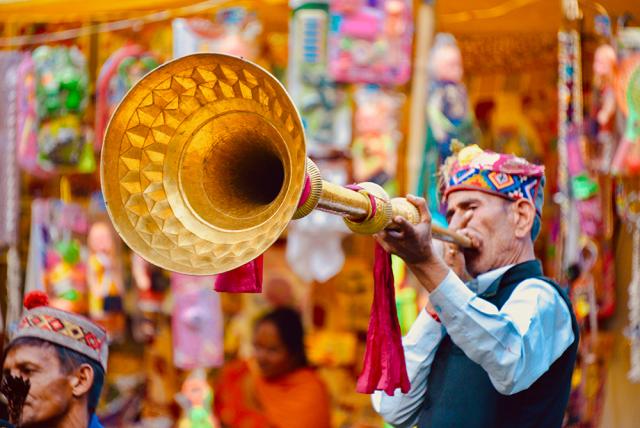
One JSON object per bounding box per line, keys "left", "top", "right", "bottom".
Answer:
{"left": 101, "top": 53, "right": 306, "bottom": 275}
{"left": 102, "top": 54, "right": 471, "bottom": 275}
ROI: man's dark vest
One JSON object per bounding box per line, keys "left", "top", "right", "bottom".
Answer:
{"left": 418, "top": 260, "right": 579, "bottom": 428}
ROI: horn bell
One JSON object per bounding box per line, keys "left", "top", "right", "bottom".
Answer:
{"left": 101, "top": 54, "right": 306, "bottom": 275}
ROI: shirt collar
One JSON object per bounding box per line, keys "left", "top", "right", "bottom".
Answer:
{"left": 89, "top": 414, "right": 104, "bottom": 428}
{"left": 467, "top": 265, "right": 514, "bottom": 295}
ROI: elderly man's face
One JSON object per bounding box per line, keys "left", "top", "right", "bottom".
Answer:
{"left": 2, "top": 344, "right": 73, "bottom": 427}
{"left": 446, "top": 190, "right": 519, "bottom": 277}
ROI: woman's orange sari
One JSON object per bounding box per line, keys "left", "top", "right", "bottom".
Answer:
{"left": 215, "top": 360, "right": 331, "bottom": 428}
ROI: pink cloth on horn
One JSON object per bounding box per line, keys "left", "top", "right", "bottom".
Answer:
{"left": 214, "top": 255, "right": 263, "bottom": 293}
{"left": 356, "top": 242, "right": 410, "bottom": 395}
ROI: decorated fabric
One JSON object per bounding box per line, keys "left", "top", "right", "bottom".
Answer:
{"left": 328, "top": 0, "right": 413, "bottom": 85}
{"left": 441, "top": 144, "right": 545, "bottom": 214}
{"left": 214, "top": 256, "right": 263, "bottom": 293}
{"left": 13, "top": 291, "right": 108, "bottom": 370}
{"left": 95, "top": 45, "right": 159, "bottom": 149}
{"left": 171, "top": 274, "right": 224, "bottom": 369}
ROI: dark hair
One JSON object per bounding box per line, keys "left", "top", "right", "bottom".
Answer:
{"left": 256, "top": 307, "right": 308, "bottom": 367}
{"left": 3, "top": 337, "right": 105, "bottom": 413}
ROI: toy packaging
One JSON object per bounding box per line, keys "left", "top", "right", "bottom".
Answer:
{"left": 328, "top": 0, "right": 413, "bottom": 85}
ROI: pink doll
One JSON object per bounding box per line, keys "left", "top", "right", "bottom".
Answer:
{"left": 87, "top": 221, "right": 124, "bottom": 342}
{"left": 588, "top": 44, "right": 617, "bottom": 171}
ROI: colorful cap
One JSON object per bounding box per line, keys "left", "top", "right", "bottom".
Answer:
{"left": 441, "top": 144, "right": 545, "bottom": 215}
{"left": 10, "top": 291, "right": 108, "bottom": 371}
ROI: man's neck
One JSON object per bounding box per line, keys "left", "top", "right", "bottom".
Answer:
{"left": 50, "top": 404, "right": 90, "bottom": 428}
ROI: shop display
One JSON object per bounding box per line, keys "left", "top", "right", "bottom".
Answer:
{"left": 328, "top": 0, "right": 413, "bottom": 85}
{"left": 3, "top": 3, "right": 640, "bottom": 427}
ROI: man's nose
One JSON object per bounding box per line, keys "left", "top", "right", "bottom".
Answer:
{"left": 449, "top": 211, "right": 472, "bottom": 231}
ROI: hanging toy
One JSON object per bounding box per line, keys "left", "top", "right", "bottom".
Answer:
{"left": 288, "top": 0, "right": 351, "bottom": 157}
{"left": 351, "top": 85, "right": 404, "bottom": 196}
{"left": 587, "top": 44, "right": 617, "bottom": 172}
{"left": 30, "top": 46, "right": 94, "bottom": 174}
{"left": 611, "top": 55, "right": 640, "bottom": 175}
{"left": 176, "top": 369, "right": 218, "bottom": 428}
{"left": 328, "top": 0, "right": 413, "bottom": 85}
{"left": 87, "top": 221, "right": 124, "bottom": 343}
{"left": 95, "top": 45, "right": 159, "bottom": 149}
{"left": 171, "top": 273, "right": 224, "bottom": 370}
{"left": 417, "top": 34, "right": 476, "bottom": 224}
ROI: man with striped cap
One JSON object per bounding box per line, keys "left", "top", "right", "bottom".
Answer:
{"left": 2, "top": 291, "right": 107, "bottom": 428}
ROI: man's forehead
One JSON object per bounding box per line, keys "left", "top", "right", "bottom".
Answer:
{"left": 446, "top": 190, "right": 502, "bottom": 206}
{"left": 3, "top": 343, "right": 57, "bottom": 367}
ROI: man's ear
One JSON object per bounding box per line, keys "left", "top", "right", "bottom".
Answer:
{"left": 512, "top": 199, "right": 536, "bottom": 239}
{"left": 70, "top": 364, "right": 94, "bottom": 399}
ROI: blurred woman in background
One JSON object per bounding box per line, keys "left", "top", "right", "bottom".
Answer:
{"left": 215, "top": 307, "right": 331, "bottom": 428}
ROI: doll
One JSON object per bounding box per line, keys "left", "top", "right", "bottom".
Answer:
{"left": 588, "top": 44, "right": 617, "bottom": 172}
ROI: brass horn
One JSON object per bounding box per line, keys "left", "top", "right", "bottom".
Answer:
{"left": 101, "top": 53, "right": 471, "bottom": 275}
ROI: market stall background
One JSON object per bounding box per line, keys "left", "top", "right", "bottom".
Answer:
{"left": 0, "top": 0, "right": 639, "bottom": 427}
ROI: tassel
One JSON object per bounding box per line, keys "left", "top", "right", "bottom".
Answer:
{"left": 356, "top": 242, "right": 410, "bottom": 395}
{"left": 214, "top": 255, "right": 263, "bottom": 293}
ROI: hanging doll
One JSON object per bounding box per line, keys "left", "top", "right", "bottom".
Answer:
{"left": 418, "top": 34, "right": 476, "bottom": 224}
{"left": 87, "top": 221, "right": 124, "bottom": 343}
{"left": 176, "top": 369, "right": 218, "bottom": 428}
{"left": 351, "top": 85, "right": 404, "bottom": 195}
{"left": 131, "top": 253, "right": 170, "bottom": 343}
{"left": 588, "top": 44, "right": 618, "bottom": 172}
{"left": 171, "top": 273, "right": 224, "bottom": 370}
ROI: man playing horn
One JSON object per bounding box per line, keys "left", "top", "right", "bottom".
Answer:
{"left": 372, "top": 145, "right": 579, "bottom": 428}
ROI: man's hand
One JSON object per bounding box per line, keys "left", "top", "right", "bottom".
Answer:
{"left": 443, "top": 243, "right": 471, "bottom": 283}
{"left": 374, "top": 195, "right": 436, "bottom": 265}
{"left": 375, "top": 195, "right": 450, "bottom": 292}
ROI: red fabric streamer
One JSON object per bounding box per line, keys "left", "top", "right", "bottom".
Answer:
{"left": 356, "top": 242, "right": 410, "bottom": 395}
{"left": 214, "top": 255, "right": 263, "bottom": 293}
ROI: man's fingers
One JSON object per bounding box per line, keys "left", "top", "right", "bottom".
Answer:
{"left": 406, "top": 194, "right": 432, "bottom": 224}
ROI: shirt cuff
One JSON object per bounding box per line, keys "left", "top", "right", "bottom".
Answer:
{"left": 428, "top": 269, "right": 476, "bottom": 324}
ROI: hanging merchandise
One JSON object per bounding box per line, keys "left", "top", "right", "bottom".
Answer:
{"left": 351, "top": 85, "right": 404, "bottom": 196}
{"left": 587, "top": 43, "right": 618, "bottom": 172}
{"left": 0, "top": 51, "right": 22, "bottom": 334}
{"left": 95, "top": 45, "right": 160, "bottom": 149}
{"left": 327, "top": 0, "right": 413, "bottom": 85}
{"left": 288, "top": 0, "right": 351, "bottom": 157}
{"left": 24, "top": 198, "right": 89, "bottom": 314}
{"left": 87, "top": 211, "right": 125, "bottom": 343}
{"left": 417, "top": 33, "right": 476, "bottom": 224}
{"left": 611, "top": 55, "right": 640, "bottom": 176}
{"left": 557, "top": 28, "right": 584, "bottom": 274}
{"left": 176, "top": 369, "right": 218, "bottom": 428}
{"left": 286, "top": 159, "right": 349, "bottom": 283}
{"left": 32, "top": 46, "right": 95, "bottom": 174}
{"left": 171, "top": 273, "right": 224, "bottom": 370}
{"left": 16, "top": 52, "right": 51, "bottom": 178}
{"left": 172, "top": 7, "right": 262, "bottom": 59}
{"left": 616, "top": 178, "right": 640, "bottom": 382}
{"left": 131, "top": 253, "right": 171, "bottom": 343}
